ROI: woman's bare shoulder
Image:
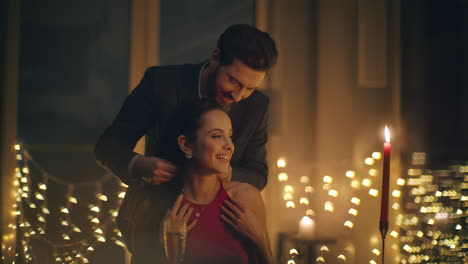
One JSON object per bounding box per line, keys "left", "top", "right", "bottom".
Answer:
{"left": 223, "top": 181, "right": 260, "bottom": 202}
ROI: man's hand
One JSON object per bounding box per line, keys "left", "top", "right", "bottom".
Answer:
{"left": 133, "top": 156, "right": 179, "bottom": 185}
{"left": 217, "top": 164, "right": 232, "bottom": 181}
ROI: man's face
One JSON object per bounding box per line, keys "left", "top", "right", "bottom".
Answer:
{"left": 207, "top": 58, "right": 266, "bottom": 109}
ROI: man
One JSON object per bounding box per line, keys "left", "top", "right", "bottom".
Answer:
{"left": 94, "top": 24, "right": 277, "bottom": 263}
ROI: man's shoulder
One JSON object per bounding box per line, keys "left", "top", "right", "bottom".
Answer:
{"left": 236, "top": 90, "right": 269, "bottom": 112}
{"left": 145, "top": 63, "right": 197, "bottom": 76}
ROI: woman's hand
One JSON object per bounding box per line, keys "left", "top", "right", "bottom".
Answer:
{"left": 164, "top": 194, "right": 197, "bottom": 264}
{"left": 166, "top": 194, "right": 198, "bottom": 234}
{"left": 220, "top": 199, "right": 264, "bottom": 244}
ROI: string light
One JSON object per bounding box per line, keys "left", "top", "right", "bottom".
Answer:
{"left": 369, "top": 189, "right": 379, "bottom": 197}
{"left": 278, "top": 173, "right": 288, "bottom": 182}
{"left": 364, "top": 158, "right": 375, "bottom": 165}
{"left": 277, "top": 158, "right": 286, "bottom": 168}
{"left": 372, "top": 152, "right": 382, "bottom": 159}
{"left": 5, "top": 144, "right": 127, "bottom": 264}
{"left": 345, "top": 171, "right": 355, "bottom": 178}
{"left": 323, "top": 176, "right": 333, "bottom": 184}
{"left": 284, "top": 185, "right": 294, "bottom": 193}
{"left": 299, "top": 176, "right": 309, "bottom": 184}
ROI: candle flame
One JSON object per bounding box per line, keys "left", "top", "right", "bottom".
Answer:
{"left": 384, "top": 126, "right": 390, "bottom": 142}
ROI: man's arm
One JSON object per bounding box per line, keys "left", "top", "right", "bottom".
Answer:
{"left": 94, "top": 67, "right": 159, "bottom": 185}
{"left": 231, "top": 98, "right": 269, "bottom": 190}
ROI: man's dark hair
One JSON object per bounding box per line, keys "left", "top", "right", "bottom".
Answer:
{"left": 217, "top": 24, "right": 278, "bottom": 71}
{"left": 162, "top": 99, "right": 226, "bottom": 166}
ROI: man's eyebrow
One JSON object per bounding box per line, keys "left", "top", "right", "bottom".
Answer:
{"left": 208, "top": 128, "right": 224, "bottom": 133}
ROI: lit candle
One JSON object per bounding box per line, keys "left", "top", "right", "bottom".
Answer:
{"left": 299, "top": 216, "right": 316, "bottom": 238}
{"left": 380, "top": 126, "right": 391, "bottom": 222}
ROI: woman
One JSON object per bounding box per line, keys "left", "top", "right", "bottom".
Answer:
{"left": 161, "top": 99, "right": 273, "bottom": 264}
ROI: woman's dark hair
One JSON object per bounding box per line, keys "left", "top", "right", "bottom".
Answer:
{"left": 161, "top": 99, "right": 226, "bottom": 166}
{"left": 217, "top": 24, "right": 278, "bottom": 72}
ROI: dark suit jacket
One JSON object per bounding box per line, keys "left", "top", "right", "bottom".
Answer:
{"left": 94, "top": 63, "right": 270, "bottom": 262}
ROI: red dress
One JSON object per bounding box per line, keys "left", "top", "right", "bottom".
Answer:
{"left": 180, "top": 182, "right": 249, "bottom": 264}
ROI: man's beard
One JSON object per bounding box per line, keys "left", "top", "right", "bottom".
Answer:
{"left": 206, "top": 68, "right": 231, "bottom": 111}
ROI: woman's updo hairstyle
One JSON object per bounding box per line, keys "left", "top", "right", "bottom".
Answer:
{"left": 161, "top": 99, "right": 225, "bottom": 166}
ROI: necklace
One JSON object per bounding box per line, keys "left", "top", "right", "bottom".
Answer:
{"left": 181, "top": 183, "right": 220, "bottom": 218}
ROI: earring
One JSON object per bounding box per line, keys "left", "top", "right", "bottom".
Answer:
{"left": 185, "top": 153, "right": 192, "bottom": 159}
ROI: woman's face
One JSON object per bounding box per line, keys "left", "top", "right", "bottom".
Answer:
{"left": 190, "top": 110, "right": 234, "bottom": 174}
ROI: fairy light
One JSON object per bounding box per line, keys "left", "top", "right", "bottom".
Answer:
{"left": 320, "top": 246, "right": 330, "bottom": 252}
{"left": 369, "top": 189, "right": 379, "bottom": 197}
{"left": 345, "top": 171, "right": 356, "bottom": 178}
{"left": 118, "top": 192, "right": 126, "bottom": 199}
{"left": 97, "top": 194, "right": 108, "bottom": 201}
{"left": 60, "top": 207, "right": 69, "bottom": 214}
{"left": 305, "top": 186, "right": 314, "bottom": 193}
{"left": 35, "top": 193, "right": 44, "bottom": 200}
{"left": 351, "top": 180, "right": 360, "bottom": 188}
{"left": 392, "top": 203, "right": 400, "bottom": 210}
{"left": 324, "top": 201, "right": 334, "bottom": 212}
{"left": 344, "top": 221, "right": 354, "bottom": 229}
{"left": 372, "top": 152, "right": 382, "bottom": 159}
{"left": 299, "top": 197, "right": 309, "bottom": 205}
{"left": 372, "top": 249, "right": 381, "bottom": 256}
{"left": 277, "top": 158, "right": 286, "bottom": 168}
{"left": 289, "top": 248, "right": 299, "bottom": 255}
{"left": 89, "top": 205, "right": 100, "bottom": 213}
{"left": 368, "top": 169, "right": 378, "bottom": 177}
{"left": 306, "top": 209, "right": 315, "bottom": 217}
{"left": 328, "top": 189, "right": 338, "bottom": 197}
{"left": 397, "top": 178, "right": 406, "bottom": 186}
{"left": 286, "top": 201, "right": 295, "bottom": 208}
{"left": 365, "top": 158, "right": 375, "bottom": 165}
{"left": 323, "top": 176, "right": 332, "bottom": 184}
{"left": 392, "top": 190, "right": 401, "bottom": 198}
{"left": 278, "top": 173, "right": 288, "bottom": 182}
{"left": 283, "top": 193, "right": 293, "bottom": 201}
{"left": 316, "top": 256, "right": 325, "bottom": 262}
{"left": 300, "top": 176, "right": 310, "bottom": 184}
{"left": 390, "top": 231, "right": 399, "bottom": 238}
{"left": 351, "top": 197, "right": 361, "bottom": 205}
{"left": 68, "top": 196, "right": 78, "bottom": 204}
{"left": 284, "top": 185, "right": 294, "bottom": 193}
{"left": 362, "top": 179, "right": 372, "bottom": 187}
{"left": 369, "top": 260, "right": 377, "bottom": 264}
{"left": 348, "top": 208, "right": 358, "bottom": 216}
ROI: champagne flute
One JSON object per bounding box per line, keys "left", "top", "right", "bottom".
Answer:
{"left": 163, "top": 210, "right": 187, "bottom": 264}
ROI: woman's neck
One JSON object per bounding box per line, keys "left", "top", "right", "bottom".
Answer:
{"left": 182, "top": 168, "right": 220, "bottom": 204}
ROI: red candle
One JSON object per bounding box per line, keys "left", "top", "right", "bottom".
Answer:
{"left": 380, "top": 126, "right": 391, "bottom": 222}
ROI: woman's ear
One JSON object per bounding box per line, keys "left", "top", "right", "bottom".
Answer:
{"left": 177, "top": 135, "right": 192, "bottom": 159}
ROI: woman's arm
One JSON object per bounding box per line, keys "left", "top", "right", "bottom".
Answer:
{"left": 221, "top": 184, "right": 273, "bottom": 263}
